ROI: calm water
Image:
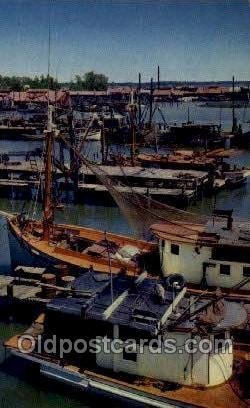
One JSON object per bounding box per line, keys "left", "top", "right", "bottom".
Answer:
{"left": 1, "top": 102, "right": 250, "bottom": 407}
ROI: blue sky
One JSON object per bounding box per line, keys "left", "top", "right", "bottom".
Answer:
{"left": 0, "top": 0, "right": 250, "bottom": 82}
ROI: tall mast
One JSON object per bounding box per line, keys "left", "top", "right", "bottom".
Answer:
{"left": 43, "top": 105, "right": 54, "bottom": 241}
{"left": 138, "top": 72, "right": 142, "bottom": 129}
{"left": 68, "top": 111, "right": 79, "bottom": 197}
{"left": 232, "top": 75, "right": 237, "bottom": 133}
{"left": 149, "top": 77, "right": 154, "bottom": 127}
{"left": 43, "top": 5, "right": 54, "bottom": 241}
{"left": 129, "top": 90, "right": 136, "bottom": 166}
{"left": 157, "top": 66, "right": 160, "bottom": 91}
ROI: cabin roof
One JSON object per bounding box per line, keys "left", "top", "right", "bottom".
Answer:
{"left": 86, "top": 276, "right": 171, "bottom": 334}
{"left": 151, "top": 219, "right": 250, "bottom": 248}
{"left": 46, "top": 271, "right": 246, "bottom": 335}
{"left": 47, "top": 273, "right": 185, "bottom": 334}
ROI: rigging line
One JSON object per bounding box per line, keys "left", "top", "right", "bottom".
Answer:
{"left": 108, "top": 144, "right": 135, "bottom": 190}
{"left": 151, "top": 104, "right": 158, "bottom": 121}
{"left": 141, "top": 104, "right": 149, "bottom": 124}
{"left": 175, "top": 276, "right": 250, "bottom": 327}
{"left": 157, "top": 106, "right": 168, "bottom": 126}
{"left": 169, "top": 289, "right": 209, "bottom": 328}
{"left": 30, "top": 139, "right": 46, "bottom": 220}
{"left": 57, "top": 133, "right": 212, "bottom": 228}
{"left": 69, "top": 116, "right": 95, "bottom": 175}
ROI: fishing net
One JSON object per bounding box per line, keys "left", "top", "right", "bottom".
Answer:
{"left": 59, "top": 130, "right": 217, "bottom": 240}
{"left": 80, "top": 157, "right": 212, "bottom": 239}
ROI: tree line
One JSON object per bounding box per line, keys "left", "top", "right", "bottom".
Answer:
{"left": 0, "top": 71, "right": 109, "bottom": 91}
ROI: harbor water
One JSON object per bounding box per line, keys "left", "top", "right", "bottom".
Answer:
{"left": 1, "top": 102, "right": 250, "bottom": 407}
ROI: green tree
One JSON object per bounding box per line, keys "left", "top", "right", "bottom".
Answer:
{"left": 0, "top": 74, "right": 59, "bottom": 91}
{"left": 71, "top": 71, "right": 108, "bottom": 91}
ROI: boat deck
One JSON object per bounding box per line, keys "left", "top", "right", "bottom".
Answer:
{"left": 8, "top": 218, "right": 156, "bottom": 274}
{"left": 4, "top": 330, "right": 249, "bottom": 408}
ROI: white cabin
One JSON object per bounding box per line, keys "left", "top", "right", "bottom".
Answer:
{"left": 151, "top": 215, "right": 250, "bottom": 291}
{"left": 42, "top": 271, "right": 246, "bottom": 389}
{"left": 96, "top": 325, "right": 233, "bottom": 387}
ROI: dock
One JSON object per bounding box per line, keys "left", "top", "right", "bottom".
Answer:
{"left": 0, "top": 178, "right": 39, "bottom": 188}
{"left": 0, "top": 160, "right": 247, "bottom": 204}
{"left": 77, "top": 183, "right": 196, "bottom": 205}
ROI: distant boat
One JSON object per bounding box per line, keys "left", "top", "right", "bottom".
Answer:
{"left": 204, "top": 100, "right": 249, "bottom": 108}
{"left": 224, "top": 171, "right": 247, "bottom": 189}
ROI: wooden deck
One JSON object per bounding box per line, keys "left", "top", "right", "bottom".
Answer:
{"left": 8, "top": 218, "right": 156, "bottom": 274}
{"left": 5, "top": 331, "right": 249, "bottom": 408}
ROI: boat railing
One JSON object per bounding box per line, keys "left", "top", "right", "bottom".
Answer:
{"left": 53, "top": 246, "right": 137, "bottom": 271}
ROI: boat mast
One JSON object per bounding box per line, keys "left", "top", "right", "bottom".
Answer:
{"left": 138, "top": 72, "right": 142, "bottom": 129}
{"left": 129, "top": 90, "right": 136, "bottom": 166}
{"left": 232, "top": 75, "right": 237, "bottom": 133}
{"left": 157, "top": 65, "right": 160, "bottom": 91}
{"left": 43, "top": 7, "right": 54, "bottom": 241}
{"left": 43, "top": 104, "right": 54, "bottom": 241}
{"left": 149, "top": 77, "right": 154, "bottom": 127}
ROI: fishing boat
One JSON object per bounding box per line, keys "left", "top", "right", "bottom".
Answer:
{"left": 3, "top": 105, "right": 250, "bottom": 296}
{"left": 224, "top": 171, "right": 247, "bottom": 189}
{"left": 3, "top": 105, "right": 157, "bottom": 274}
{"left": 7, "top": 216, "right": 157, "bottom": 274}
{"left": 151, "top": 209, "right": 250, "bottom": 292}
{"left": 136, "top": 151, "right": 218, "bottom": 171}
{"left": 4, "top": 271, "right": 249, "bottom": 408}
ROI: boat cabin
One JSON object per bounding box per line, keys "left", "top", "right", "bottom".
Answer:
{"left": 32, "top": 271, "right": 245, "bottom": 387}
{"left": 151, "top": 210, "right": 250, "bottom": 291}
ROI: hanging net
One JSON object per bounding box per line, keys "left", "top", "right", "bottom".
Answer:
{"left": 80, "top": 156, "right": 212, "bottom": 239}
{"left": 59, "top": 128, "right": 218, "bottom": 240}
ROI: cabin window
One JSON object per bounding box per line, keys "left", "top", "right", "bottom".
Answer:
{"left": 220, "top": 264, "right": 230, "bottom": 275}
{"left": 161, "top": 240, "right": 165, "bottom": 249}
{"left": 171, "top": 244, "right": 179, "bottom": 255}
{"left": 243, "top": 266, "right": 250, "bottom": 277}
{"left": 212, "top": 247, "right": 250, "bottom": 263}
{"left": 123, "top": 347, "right": 137, "bottom": 362}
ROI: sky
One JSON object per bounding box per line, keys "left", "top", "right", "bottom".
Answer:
{"left": 0, "top": 0, "right": 250, "bottom": 82}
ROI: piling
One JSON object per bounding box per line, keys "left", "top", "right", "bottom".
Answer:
{"left": 52, "top": 264, "right": 69, "bottom": 281}
{"left": 60, "top": 275, "right": 75, "bottom": 288}
{"left": 41, "top": 273, "right": 57, "bottom": 299}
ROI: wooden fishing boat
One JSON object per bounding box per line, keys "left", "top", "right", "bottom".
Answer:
{"left": 6, "top": 215, "right": 157, "bottom": 274}
{"left": 4, "top": 273, "right": 249, "bottom": 408}
{"left": 3, "top": 105, "right": 157, "bottom": 275}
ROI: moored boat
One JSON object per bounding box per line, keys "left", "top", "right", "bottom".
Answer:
{"left": 224, "top": 171, "right": 247, "bottom": 189}
{"left": 4, "top": 271, "right": 249, "bottom": 408}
